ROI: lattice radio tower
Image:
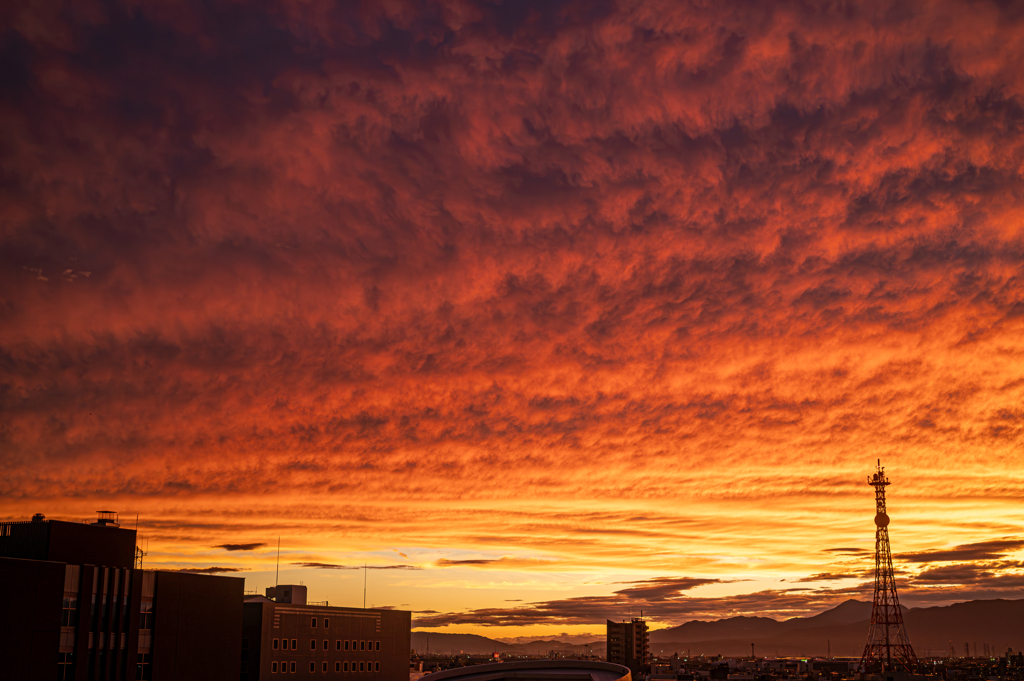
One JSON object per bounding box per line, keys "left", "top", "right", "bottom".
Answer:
{"left": 861, "top": 460, "right": 918, "bottom": 672}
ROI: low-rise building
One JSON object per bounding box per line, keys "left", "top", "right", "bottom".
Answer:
{"left": 241, "top": 586, "right": 411, "bottom": 680}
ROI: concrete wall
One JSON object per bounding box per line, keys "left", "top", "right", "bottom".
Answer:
{"left": 0, "top": 556, "right": 65, "bottom": 681}
{"left": 151, "top": 571, "right": 244, "bottom": 681}
{"left": 48, "top": 521, "right": 137, "bottom": 569}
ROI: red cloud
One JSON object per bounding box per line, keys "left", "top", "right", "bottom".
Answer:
{"left": 1, "top": 0, "right": 1024, "bottom": 621}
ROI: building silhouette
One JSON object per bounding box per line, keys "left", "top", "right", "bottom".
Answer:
{"left": 242, "top": 586, "right": 411, "bottom": 680}
{"left": 0, "top": 512, "right": 242, "bottom": 681}
{"left": 607, "top": 618, "right": 649, "bottom": 676}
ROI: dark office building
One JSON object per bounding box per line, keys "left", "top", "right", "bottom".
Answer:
{"left": 0, "top": 512, "right": 243, "bottom": 681}
{"left": 606, "top": 618, "right": 649, "bottom": 676}
{"left": 242, "top": 586, "right": 410, "bottom": 681}
{"left": 1, "top": 511, "right": 136, "bottom": 568}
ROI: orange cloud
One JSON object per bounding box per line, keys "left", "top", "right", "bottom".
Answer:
{"left": 2, "top": 0, "right": 1024, "bottom": 634}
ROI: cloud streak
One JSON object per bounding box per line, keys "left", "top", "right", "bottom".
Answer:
{"left": 215, "top": 543, "right": 267, "bottom": 552}
{"left": 294, "top": 562, "right": 422, "bottom": 571}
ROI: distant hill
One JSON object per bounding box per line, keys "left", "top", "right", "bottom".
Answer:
{"left": 649, "top": 599, "right": 879, "bottom": 645}
{"left": 905, "top": 599, "right": 1024, "bottom": 654}
{"left": 411, "top": 632, "right": 511, "bottom": 655}
{"left": 416, "top": 599, "right": 1024, "bottom": 658}
{"left": 650, "top": 599, "right": 1024, "bottom": 658}
{"left": 410, "top": 631, "right": 604, "bottom": 656}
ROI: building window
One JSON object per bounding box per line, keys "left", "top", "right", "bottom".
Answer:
{"left": 312, "top": 617, "right": 317, "bottom": 627}
{"left": 324, "top": 662, "right": 329, "bottom": 672}
{"left": 272, "top": 662, "right": 278, "bottom": 673}
{"left": 324, "top": 640, "right": 328, "bottom": 650}
{"left": 344, "top": 662, "right": 349, "bottom": 672}
{"left": 311, "top": 639, "right": 317, "bottom": 650}
{"left": 61, "top": 597, "right": 78, "bottom": 627}
{"left": 58, "top": 652, "right": 74, "bottom": 681}
{"left": 344, "top": 640, "right": 350, "bottom": 651}
{"left": 360, "top": 641, "right": 365, "bottom": 651}
{"left": 352, "top": 640, "right": 357, "bottom": 650}
{"left": 375, "top": 641, "right": 380, "bottom": 651}
{"left": 336, "top": 640, "right": 342, "bottom": 651}
{"left": 136, "top": 652, "right": 151, "bottom": 681}
{"left": 291, "top": 662, "right": 296, "bottom": 673}
{"left": 139, "top": 601, "right": 153, "bottom": 629}
{"left": 375, "top": 662, "right": 380, "bottom": 672}
{"left": 310, "top": 662, "right": 316, "bottom": 673}
{"left": 324, "top": 618, "right": 329, "bottom": 628}
{"left": 273, "top": 639, "right": 279, "bottom": 650}
{"left": 292, "top": 639, "right": 297, "bottom": 650}
{"left": 360, "top": 662, "right": 365, "bottom": 672}
{"left": 336, "top": 662, "right": 341, "bottom": 672}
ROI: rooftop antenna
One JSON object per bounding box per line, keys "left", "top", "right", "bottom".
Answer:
{"left": 363, "top": 563, "right": 367, "bottom": 608}
{"left": 275, "top": 537, "right": 281, "bottom": 587}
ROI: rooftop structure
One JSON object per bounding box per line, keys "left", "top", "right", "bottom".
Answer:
{"left": 0, "top": 511, "right": 137, "bottom": 568}
{"left": 426, "top": 659, "right": 631, "bottom": 681}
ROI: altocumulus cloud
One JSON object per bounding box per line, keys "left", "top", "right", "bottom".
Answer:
{"left": 1, "top": 0, "right": 1024, "bottom": 614}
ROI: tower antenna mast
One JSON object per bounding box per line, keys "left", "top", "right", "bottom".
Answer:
{"left": 860, "top": 460, "right": 918, "bottom": 672}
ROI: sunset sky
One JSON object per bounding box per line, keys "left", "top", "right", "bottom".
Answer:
{"left": 3, "top": 0, "right": 1024, "bottom": 639}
